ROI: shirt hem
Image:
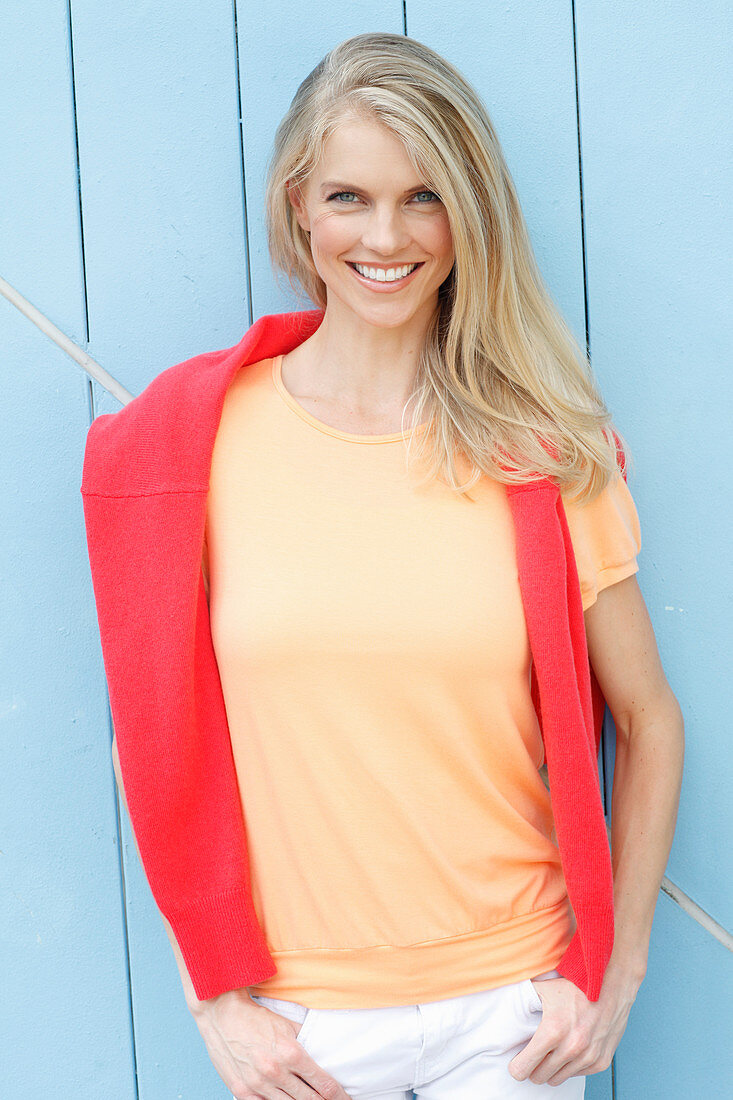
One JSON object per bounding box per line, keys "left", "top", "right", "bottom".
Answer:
{"left": 248, "top": 896, "right": 575, "bottom": 1008}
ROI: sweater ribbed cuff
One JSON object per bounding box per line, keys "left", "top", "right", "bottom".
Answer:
{"left": 166, "top": 886, "right": 277, "bottom": 1002}
{"left": 557, "top": 907, "right": 615, "bottom": 1002}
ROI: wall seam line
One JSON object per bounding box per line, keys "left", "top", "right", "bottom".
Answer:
{"left": 232, "top": 0, "right": 254, "bottom": 329}
{"left": 66, "top": 0, "right": 90, "bottom": 345}
{"left": 107, "top": 700, "right": 142, "bottom": 1099}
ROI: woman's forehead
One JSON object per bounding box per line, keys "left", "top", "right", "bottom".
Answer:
{"left": 309, "top": 120, "right": 429, "bottom": 185}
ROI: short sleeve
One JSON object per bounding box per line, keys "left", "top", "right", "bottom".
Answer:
{"left": 561, "top": 473, "right": 642, "bottom": 612}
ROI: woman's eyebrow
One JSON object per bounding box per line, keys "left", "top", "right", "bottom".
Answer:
{"left": 319, "top": 180, "right": 428, "bottom": 195}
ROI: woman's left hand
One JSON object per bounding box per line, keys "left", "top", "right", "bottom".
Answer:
{"left": 507, "top": 968, "right": 641, "bottom": 1086}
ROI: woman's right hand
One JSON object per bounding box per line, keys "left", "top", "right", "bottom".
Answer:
{"left": 188, "top": 987, "right": 352, "bottom": 1099}
{"left": 108, "top": 758, "right": 346, "bottom": 1096}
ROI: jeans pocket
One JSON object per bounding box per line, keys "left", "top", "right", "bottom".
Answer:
{"left": 523, "top": 977, "right": 544, "bottom": 1015}
{"left": 249, "top": 994, "right": 316, "bottom": 1050}
{"left": 294, "top": 1007, "right": 318, "bottom": 1052}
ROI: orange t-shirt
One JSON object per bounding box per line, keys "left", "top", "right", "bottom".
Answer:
{"left": 203, "top": 355, "right": 641, "bottom": 1008}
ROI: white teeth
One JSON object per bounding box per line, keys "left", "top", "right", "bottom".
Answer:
{"left": 353, "top": 262, "right": 418, "bottom": 282}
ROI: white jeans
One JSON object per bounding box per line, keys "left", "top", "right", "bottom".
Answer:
{"left": 241, "top": 970, "right": 585, "bottom": 1099}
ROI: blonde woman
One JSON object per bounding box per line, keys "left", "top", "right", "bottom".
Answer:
{"left": 82, "top": 31, "right": 684, "bottom": 1100}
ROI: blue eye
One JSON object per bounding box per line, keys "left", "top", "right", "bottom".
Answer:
{"left": 328, "top": 191, "right": 358, "bottom": 203}
{"left": 326, "top": 190, "right": 440, "bottom": 205}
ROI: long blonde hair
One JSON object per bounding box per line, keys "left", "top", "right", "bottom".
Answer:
{"left": 265, "top": 32, "right": 629, "bottom": 502}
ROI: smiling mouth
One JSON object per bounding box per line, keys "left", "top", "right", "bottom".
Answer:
{"left": 348, "top": 261, "right": 422, "bottom": 283}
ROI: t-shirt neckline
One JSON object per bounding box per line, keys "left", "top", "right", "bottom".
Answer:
{"left": 271, "top": 355, "right": 428, "bottom": 445}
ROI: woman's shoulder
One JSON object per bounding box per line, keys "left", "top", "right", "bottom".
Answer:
{"left": 81, "top": 346, "right": 237, "bottom": 497}
{"left": 561, "top": 473, "right": 642, "bottom": 612}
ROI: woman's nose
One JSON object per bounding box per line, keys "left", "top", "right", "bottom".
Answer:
{"left": 359, "top": 205, "right": 411, "bottom": 255}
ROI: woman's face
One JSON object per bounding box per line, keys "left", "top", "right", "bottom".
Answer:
{"left": 287, "top": 114, "right": 455, "bottom": 329}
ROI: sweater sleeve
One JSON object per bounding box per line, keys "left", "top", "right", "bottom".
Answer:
{"left": 561, "top": 474, "right": 642, "bottom": 612}
{"left": 80, "top": 418, "right": 277, "bottom": 1000}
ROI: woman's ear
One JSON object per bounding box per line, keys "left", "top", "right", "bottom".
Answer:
{"left": 286, "top": 179, "right": 311, "bottom": 234}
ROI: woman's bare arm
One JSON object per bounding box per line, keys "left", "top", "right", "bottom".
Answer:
{"left": 510, "top": 573, "right": 685, "bottom": 1086}
{"left": 584, "top": 572, "right": 685, "bottom": 983}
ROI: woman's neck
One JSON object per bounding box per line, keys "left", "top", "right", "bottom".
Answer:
{"left": 285, "top": 301, "right": 432, "bottom": 413}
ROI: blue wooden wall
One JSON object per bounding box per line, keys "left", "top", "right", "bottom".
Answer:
{"left": 1, "top": 2, "right": 730, "bottom": 1096}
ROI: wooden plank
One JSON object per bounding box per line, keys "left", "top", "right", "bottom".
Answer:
{"left": 69, "top": 2, "right": 257, "bottom": 1095}
{"left": 0, "top": 2, "right": 137, "bottom": 1096}
{"left": 574, "top": 0, "right": 732, "bottom": 933}
{"left": 237, "top": 0, "right": 404, "bottom": 318}
{"left": 615, "top": 891, "right": 733, "bottom": 1095}
{"left": 71, "top": 0, "right": 252, "bottom": 410}
{"left": 408, "top": 0, "right": 587, "bottom": 346}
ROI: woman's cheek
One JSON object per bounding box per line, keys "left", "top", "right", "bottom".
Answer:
{"left": 432, "top": 215, "right": 454, "bottom": 259}
{"left": 312, "top": 214, "right": 354, "bottom": 255}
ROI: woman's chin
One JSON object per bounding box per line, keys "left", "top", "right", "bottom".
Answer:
{"left": 324, "top": 287, "right": 438, "bottom": 330}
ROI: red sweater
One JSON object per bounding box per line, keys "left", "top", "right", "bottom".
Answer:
{"left": 80, "top": 308, "right": 617, "bottom": 1002}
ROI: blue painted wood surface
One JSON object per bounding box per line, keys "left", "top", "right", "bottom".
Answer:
{"left": 615, "top": 891, "right": 733, "bottom": 1095}
{"left": 0, "top": 3, "right": 137, "bottom": 1096}
{"left": 574, "top": 4, "right": 732, "bottom": 1091}
{"left": 2, "top": 2, "right": 729, "bottom": 1096}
